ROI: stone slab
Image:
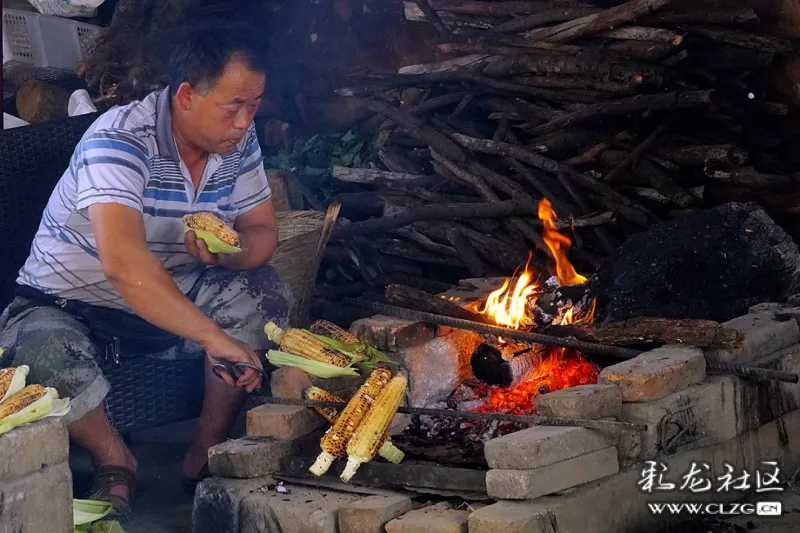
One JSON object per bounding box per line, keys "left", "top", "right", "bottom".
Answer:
{"left": 270, "top": 366, "right": 314, "bottom": 399}
{"left": 192, "top": 477, "right": 273, "bottom": 533}
{"left": 705, "top": 311, "right": 800, "bottom": 365}
{"left": 386, "top": 504, "right": 469, "bottom": 533}
{"left": 484, "top": 425, "right": 612, "bottom": 470}
{"left": 240, "top": 484, "right": 362, "bottom": 533}
{"left": 0, "top": 461, "right": 72, "bottom": 533}
{"left": 468, "top": 501, "right": 556, "bottom": 533}
{"left": 209, "top": 437, "right": 300, "bottom": 478}
{"left": 598, "top": 345, "right": 706, "bottom": 402}
{"left": 533, "top": 384, "right": 622, "bottom": 420}
{"left": 246, "top": 404, "right": 324, "bottom": 440}
{"left": 618, "top": 375, "right": 749, "bottom": 462}
{"left": 339, "top": 495, "right": 413, "bottom": 533}
{"left": 0, "top": 417, "right": 68, "bottom": 480}
{"left": 350, "top": 315, "right": 435, "bottom": 352}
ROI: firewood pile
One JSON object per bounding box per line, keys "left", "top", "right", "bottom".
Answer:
{"left": 312, "top": 0, "right": 800, "bottom": 313}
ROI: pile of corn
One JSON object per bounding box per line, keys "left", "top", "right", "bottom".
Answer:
{"left": 0, "top": 364, "right": 71, "bottom": 436}
{"left": 307, "top": 367, "right": 408, "bottom": 482}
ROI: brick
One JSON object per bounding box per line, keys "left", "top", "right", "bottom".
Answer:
{"left": 270, "top": 366, "right": 314, "bottom": 399}
{"left": 618, "top": 375, "right": 748, "bottom": 461}
{"left": 533, "top": 384, "right": 622, "bottom": 420}
{"left": 386, "top": 504, "right": 468, "bottom": 533}
{"left": 339, "top": 495, "right": 413, "bottom": 533}
{"left": 705, "top": 311, "right": 800, "bottom": 365}
{"left": 0, "top": 462, "right": 72, "bottom": 533}
{"left": 241, "top": 484, "right": 361, "bottom": 533}
{"left": 208, "top": 437, "right": 298, "bottom": 478}
{"left": 192, "top": 477, "right": 273, "bottom": 533}
{"left": 246, "top": 404, "right": 323, "bottom": 440}
{"left": 598, "top": 345, "right": 706, "bottom": 402}
{"left": 486, "top": 447, "right": 619, "bottom": 500}
{"left": 0, "top": 418, "right": 68, "bottom": 480}
{"left": 350, "top": 315, "right": 435, "bottom": 351}
{"left": 468, "top": 501, "right": 555, "bottom": 533}
{"left": 484, "top": 426, "right": 612, "bottom": 470}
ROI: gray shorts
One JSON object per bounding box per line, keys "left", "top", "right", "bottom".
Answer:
{"left": 0, "top": 265, "right": 293, "bottom": 424}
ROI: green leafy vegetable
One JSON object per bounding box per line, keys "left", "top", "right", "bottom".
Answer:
{"left": 266, "top": 350, "right": 360, "bottom": 378}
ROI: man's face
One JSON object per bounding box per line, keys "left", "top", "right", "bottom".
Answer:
{"left": 177, "top": 56, "right": 265, "bottom": 154}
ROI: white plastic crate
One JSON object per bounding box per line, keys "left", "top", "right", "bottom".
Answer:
{"left": 2, "top": 8, "right": 102, "bottom": 69}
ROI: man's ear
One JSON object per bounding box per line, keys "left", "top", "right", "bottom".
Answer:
{"left": 174, "top": 82, "right": 195, "bottom": 111}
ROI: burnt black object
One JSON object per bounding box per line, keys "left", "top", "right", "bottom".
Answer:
{"left": 595, "top": 203, "right": 800, "bottom": 323}
{"left": 471, "top": 343, "right": 544, "bottom": 388}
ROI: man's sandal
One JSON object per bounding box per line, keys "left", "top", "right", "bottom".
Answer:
{"left": 88, "top": 465, "right": 137, "bottom": 520}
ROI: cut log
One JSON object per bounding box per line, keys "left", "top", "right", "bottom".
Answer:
{"left": 545, "top": 317, "right": 744, "bottom": 349}
{"left": 688, "top": 25, "right": 800, "bottom": 55}
{"left": 471, "top": 342, "right": 548, "bottom": 388}
{"left": 446, "top": 226, "right": 487, "bottom": 277}
{"left": 491, "top": 7, "right": 601, "bottom": 34}
{"left": 332, "top": 166, "right": 430, "bottom": 184}
{"left": 385, "top": 284, "right": 489, "bottom": 322}
{"left": 604, "top": 40, "right": 680, "bottom": 61}
{"left": 705, "top": 167, "right": 791, "bottom": 189}
{"left": 425, "top": 1, "right": 563, "bottom": 16}
{"left": 657, "top": 144, "right": 749, "bottom": 168}
{"left": 597, "top": 26, "right": 684, "bottom": 44}
{"left": 642, "top": 7, "right": 757, "bottom": 25}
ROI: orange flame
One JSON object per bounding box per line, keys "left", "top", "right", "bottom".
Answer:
{"left": 538, "top": 198, "right": 586, "bottom": 286}
{"left": 477, "top": 255, "right": 539, "bottom": 329}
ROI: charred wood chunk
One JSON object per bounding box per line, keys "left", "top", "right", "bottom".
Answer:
{"left": 595, "top": 203, "right": 800, "bottom": 323}
{"left": 471, "top": 341, "right": 546, "bottom": 389}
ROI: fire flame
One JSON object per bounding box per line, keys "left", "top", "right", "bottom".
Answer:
{"left": 476, "top": 255, "right": 539, "bottom": 329}
{"left": 538, "top": 198, "right": 587, "bottom": 286}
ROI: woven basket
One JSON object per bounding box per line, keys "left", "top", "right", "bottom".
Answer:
{"left": 272, "top": 202, "right": 340, "bottom": 327}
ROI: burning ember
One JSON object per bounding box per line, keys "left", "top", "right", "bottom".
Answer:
{"left": 468, "top": 198, "right": 599, "bottom": 415}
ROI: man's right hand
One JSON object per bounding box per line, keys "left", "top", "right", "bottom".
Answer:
{"left": 202, "top": 332, "right": 264, "bottom": 393}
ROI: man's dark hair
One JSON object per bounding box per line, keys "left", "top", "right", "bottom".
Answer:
{"left": 166, "top": 21, "right": 269, "bottom": 98}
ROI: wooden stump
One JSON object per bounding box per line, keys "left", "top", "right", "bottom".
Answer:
{"left": 15, "top": 80, "right": 71, "bottom": 123}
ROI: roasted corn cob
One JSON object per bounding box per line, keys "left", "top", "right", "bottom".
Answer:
{"left": 341, "top": 374, "right": 407, "bottom": 482}
{"left": 0, "top": 365, "right": 29, "bottom": 404}
{"left": 309, "top": 368, "right": 392, "bottom": 476}
{"left": 185, "top": 212, "right": 240, "bottom": 247}
{"left": 304, "top": 385, "right": 405, "bottom": 465}
{"left": 265, "top": 322, "right": 350, "bottom": 368}
{"left": 309, "top": 320, "right": 360, "bottom": 344}
{"left": 0, "top": 384, "right": 47, "bottom": 421}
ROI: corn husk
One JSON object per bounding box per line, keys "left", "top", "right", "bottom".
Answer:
{"left": 310, "top": 333, "right": 393, "bottom": 371}
{"left": 182, "top": 215, "right": 242, "bottom": 254}
{"left": 0, "top": 365, "right": 29, "bottom": 404}
{"left": 73, "top": 499, "right": 113, "bottom": 527}
{"left": 267, "top": 350, "right": 359, "bottom": 378}
{"left": 0, "top": 387, "right": 70, "bottom": 436}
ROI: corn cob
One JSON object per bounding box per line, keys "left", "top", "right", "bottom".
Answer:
{"left": 341, "top": 374, "right": 407, "bottom": 482}
{"left": 309, "top": 320, "right": 360, "bottom": 344}
{"left": 0, "top": 365, "right": 29, "bottom": 404}
{"left": 0, "top": 384, "right": 47, "bottom": 421}
{"left": 304, "top": 385, "right": 405, "bottom": 465}
{"left": 185, "top": 212, "right": 240, "bottom": 247}
{"left": 265, "top": 322, "right": 350, "bottom": 367}
{"left": 309, "top": 368, "right": 392, "bottom": 476}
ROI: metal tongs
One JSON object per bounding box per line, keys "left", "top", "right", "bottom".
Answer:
{"left": 212, "top": 361, "right": 267, "bottom": 385}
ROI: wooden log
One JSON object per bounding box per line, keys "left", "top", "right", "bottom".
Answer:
{"left": 602, "top": 150, "right": 693, "bottom": 207}
{"left": 332, "top": 166, "right": 430, "bottom": 184}
{"left": 597, "top": 26, "right": 684, "bottom": 44}
{"left": 603, "top": 118, "right": 675, "bottom": 183}
{"left": 642, "top": 7, "right": 757, "bottom": 25}
{"left": 688, "top": 25, "right": 800, "bottom": 55}
{"left": 604, "top": 40, "right": 680, "bottom": 61}
{"left": 657, "top": 144, "right": 749, "bottom": 168}
{"left": 523, "top": 90, "right": 713, "bottom": 136}
{"left": 491, "top": 7, "right": 602, "bottom": 33}
{"left": 545, "top": 317, "right": 744, "bottom": 349}
{"left": 471, "top": 342, "right": 548, "bottom": 388}
{"left": 15, "top": 80, "right": 71, "bottom": 123}
{"left": 425, "top": 0, "right": 564, "bottom": 16}
{"left": 412, "top": 0, "right": 450, "bottom": 38}
{"left": 705, "top": 167, "right": 791, "bottom": 189}
{"left": 446, "top": 226, "right": 487, "bottom": 277}
{"left": 377, "top": 239, "right": 465, "bottom": 267}
{"left": 393, "top": 227, "right": 460, "bottom": 257}
{"left": 511, "top": 75, "right": 639, "bottom": 94}
{"left": 627, "top": 186, "right": 704, "bottom": 204}
{"left": 522, "top": 0, "right": 673, "bottom": 43}
{"left": 385, "top": 284, "right": 489, "bottom": 322}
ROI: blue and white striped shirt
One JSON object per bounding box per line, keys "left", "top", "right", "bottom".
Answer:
{"left": 17, "top": 88, "right": 271, "bottom": 310}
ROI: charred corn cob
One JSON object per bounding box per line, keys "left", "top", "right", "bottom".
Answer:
{"left": 185, "top": 212, "right": 240, "bottom": 247}
{"left": 0, "top": 384, "right": 47, "bottom": 421}
{"left": 304, "top": 385, "right": 405, "bottom": 465}
{"left": 341, "top": 374, "right": 407, "bottom": 482}
{"left": 265, "top": 322, "right": 350, "bottom": 367}
{"left": 0, "top": 365, "right": 29, "bottom": 404}
{"left": 309, "top": 368, "right": 392, "bottom": 476}
{"left": 309, "top": 320, "right": 360, "bottom": 344}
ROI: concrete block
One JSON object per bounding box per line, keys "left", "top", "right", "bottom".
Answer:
{"left": 598, "top": 345, "right": 706, "bottom": 402}
{"left": 241, "top": 484, "right": 362, "bottom": 533}
{"left": 0, "top": 461, "right": 72, "bottom": 533}
{"left": 0, "top": 418, "right": 68, "bottom": 480}
{"left": 386, "top": 504, "right": 469, "bottom": 533}
{"left": 484, "top": 425, "right": 612, "bottom": 470}
{"left": 486, "top": 447, "right": 620, "bottom": 500}
{"left": 270, "top": 366, "right": 314, "bottom": 399}
{"left": 533, "top": 384, "right": 622, "bottom": 420}
{"left": 339, "top": 495, "right": 413, "bottom": 533}
{"left": 468, "top": 501, "right": 556, "bottom": 533}
{"left": 192, "top": 477, "right": 272, "bottom": 533}
{"left": 350, "top": 315, "right": 435, "bottom": 351}
{"left": 705, "top": 311, "right": 800, "bottom": 365}
{"left": 618, "top": 375, "right": 749, "bottom": 461}
{"left": 208, "top": 437, "right": 297, "bottom": 478}
{"left": 246, "top": 404, "right": 324, "bottom": 440}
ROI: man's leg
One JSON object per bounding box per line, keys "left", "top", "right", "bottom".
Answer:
{"left": 0, "top": 303, "right": 136, "bottom": 501}
{"left": 180, "top": 265, "right": 293, "bottom": 479}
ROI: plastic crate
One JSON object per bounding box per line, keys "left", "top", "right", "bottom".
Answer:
{"left": 2, "top": 8, "right": 102, "bottom": 69}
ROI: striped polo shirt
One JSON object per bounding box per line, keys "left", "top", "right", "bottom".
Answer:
{"left": 17, "top": 88, "right": 271, "bottom": 310}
